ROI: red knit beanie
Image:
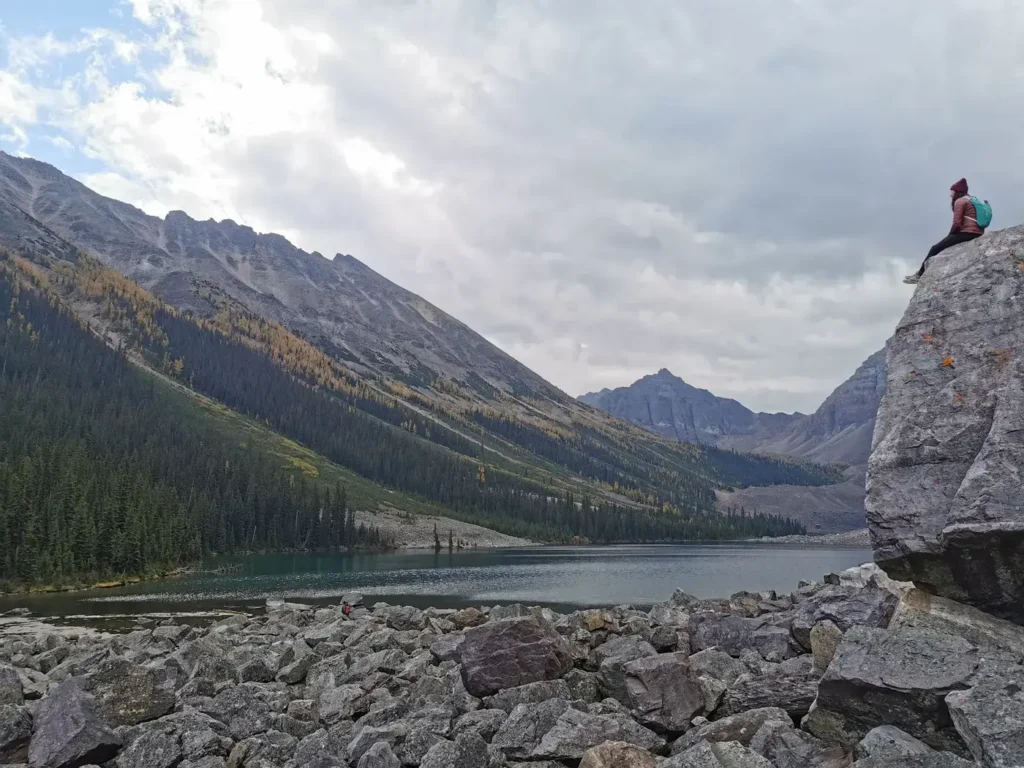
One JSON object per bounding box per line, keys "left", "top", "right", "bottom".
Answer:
{"left": 951, "top": 178, "right": 969, "bottom": 193}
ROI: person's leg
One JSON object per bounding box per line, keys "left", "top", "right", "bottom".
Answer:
{"left": 913, "top": 233, "right": 980, "bottom": 278}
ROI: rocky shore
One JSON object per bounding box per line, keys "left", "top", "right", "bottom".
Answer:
{"left": 0, "top": 559, "right": 1016, "bottom": 768}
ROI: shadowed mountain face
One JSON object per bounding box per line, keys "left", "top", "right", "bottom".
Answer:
{"left": 581, "top": 348, "right": 888, "bottom": 532}
{"left": 0, "top": 151, "right": 563, "bottom": 401}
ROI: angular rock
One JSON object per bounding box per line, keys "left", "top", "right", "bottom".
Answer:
{"left": 200, "top": 684, "right": 275, "bottom": 740}
{"left": 791, "top": 586, "right": 898, "bottom": 650}
{"left": 946, "top": 675, "right": 1024, "bottom": 767}
{"left": 531, "top": 707, "right": 663, "bottom": 760}
{"left": 578, "top": 739, "right": 657, "bottom": 768}
{"left": 356, "top": 740, "right": 400, "bottom": 768}
{"left": 892, "top": 588, "right": 1024, "bottom": 657}
{"left": 719, "top": 670, "right": 818, "bottom": 719}
{"left": 83, "top": 658, "right": 175, "bottom": 727}
{"left": 0, "top": 664, "right": 23, "bottom": 707}
{"left": 622, "top": 652, "right": 702, "bottom": 731}
{"left": 687, "top": 649, "right": 747, "bottom": 686}
{"left": 852, "top": 755, "right": 976, "bottom": 768}
{"left": 490, "top": 699, "right": 573, "bottom": 760}
{"left": 804, "top": 625, "right": 977, "bottom": 752}
{"left": 594, "top": 636, "right": 657, "bottom": 703}
{"left": 451, "top": 709, "right": 507, "bottom": 742}
{"left": 856, "top": 725, "right": 934, "bottom": 760}
{"left": 428, "top": 633, "right": 464, "bottom": 664}
{"left": 810, "top": 620, "right": 844, "bottom": 673}
{"left": 419, "top": 731, "right": 488, "bottom": 768}
{"left": 0, "top": 704, "right": 31, "bottom": 764}
{"left": 27, "top": 679, "right": 122, "bottom": 768}
{"left": 748, "top": 719, "right": 846, "bottom": 768}
{"left": 672, "top": 707, "right": 790, "bottom": 753}
{"left": 663, "top": 740, "right": 774, "bottom": 767}
{"left": 867, "top": 227, "right": 1024, "bottom": 623}
{"left": 459, "top": 616, "right": 572, "bottom": 697}
{"left": 482, "top": 679, "right": 570, "bottom": 713}
{"left": 317, "top": 684, "right": 364, "bottom": 726}
{"left": 116, "top": 727, "right": 181, "bottom": 768}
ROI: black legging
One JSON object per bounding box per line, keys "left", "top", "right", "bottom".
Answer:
{"left": 916, "top": 232, "right": 981, "bottom": 276}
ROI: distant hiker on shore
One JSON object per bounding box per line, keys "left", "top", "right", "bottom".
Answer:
{"left": 904, "top": 178, "right": 991, "bottom": 284}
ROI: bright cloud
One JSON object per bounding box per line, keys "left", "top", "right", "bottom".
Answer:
{"left": 3, "top": 1, "right": 1024, "bottom": 412}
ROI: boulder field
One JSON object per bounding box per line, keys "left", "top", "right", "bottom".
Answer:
{"left": 2, "top": 561, "right": 1019, "bottom": 768}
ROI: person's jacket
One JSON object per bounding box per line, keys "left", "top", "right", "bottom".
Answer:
{"left": 951, "top": 196, "right": 983, "bottom": 235}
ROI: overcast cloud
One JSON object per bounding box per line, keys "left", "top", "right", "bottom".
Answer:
{"left": 2, "top": 0, "right": 1024, "bottom": 412}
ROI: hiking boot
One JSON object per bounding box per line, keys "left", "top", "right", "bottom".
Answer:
{"left": 903, "top": 274, "right": 920, "bottom": 285}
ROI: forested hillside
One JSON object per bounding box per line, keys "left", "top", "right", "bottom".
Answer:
{"left": 0, "top": 257, "right": 390, "bottom": 588}
{"left": 0, "top": 248, "right": 810, "bottom": 587}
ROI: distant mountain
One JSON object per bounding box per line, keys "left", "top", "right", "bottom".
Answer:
{"left": 581, "top": 348, "right": 888, "bottom": 532}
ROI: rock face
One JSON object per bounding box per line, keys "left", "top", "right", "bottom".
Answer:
{"left": 867, "top": 225, "right": 1024, "bottom": 623}
{"left": 27, "top": 679, "right": 122, "bottom": 768}
{"left": 459, "top": 616, "right": 573, "bottom": 697}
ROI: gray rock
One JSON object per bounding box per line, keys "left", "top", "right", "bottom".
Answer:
{"left": 482, "top": 679, "right": 570, "bottom": 713}
{"left": 356, "top": 740, "right": 400, "bottom": 768}
{"left": 200, "top": 684, "right": 275, "bottom": 740}
{"left": 946, "top": 675, "right": 1024, "bottom": 767}
{"left": 553, "top": 671, "right": 594, "bottom": 705}
{"left": 791, "top": 586, "right": 898, "bottom": 650}
{"left": 237, "top": 657, "right": 275, "bottom": 684}
{"left": 293, "top": 725, "right": 353, "bottom": 768}
{"left": 0, "top": 665, "right": 23, "bottom": 707}
{"left": 686, "top": 649, "right": 747, "bottom": 686}
{"left": 718, "top": 670, "right": 818, "bottom": 719}
{"left": 490, "top": 604, "right": 530, "bottom": 621}
{"left": 578, "top": 739, "right": 657, "bottom": 768}
{"left": 490, "top": 699, "right": 572, "bottom": 760}
{"left": 671, "top": 707, "right": 790, "bottom": 753}
{"left": 451, "top": 709, "right": 507, "bottom": 742}
{"left": 531, "top": 707, "right": 664, "bottom": 760}
{"left": 0, "top": 704, "right": 31, "bottom": 764}
{"left": 27, "top": 679, "right": 122, "bottom": 768}
{"left": 803, "top": 625, "right": 976, "bottom": 752}
{"left": 856, "top": 725, "right": 934, "bottom": 760}
{"left": 648, "top": 624, "right": 682, "bottom": 652}
{"left": 460, "top": 617, "right": 573, "bottom": 698}
{"left": 317, "top": 684, "right": 364, "bottom": 726}
{"left": 347, "top": 723, "right": 408, "bottom": 764}
{"left": 810, "top": 620, "right": 844, "bottom": 673}
{"left": 115, "top": 727, "right": 180, "bottom": 768}
{"left": 748, "top": 719, "right": 847, "bottom": 768}
{"left": 662, "top": 740, "right": 774, "bottom": 767}
{"left": 852, "top": 755, "right": 976, "bottom": 768}
{"left": 82, "top": 658, "right": 175, "bottom": 727}
{"left": 419, "top": 731, "right": 489, "bottom": 768}
{"left": 428, "top": 633, "right": 464, "bottom": 664}
{"left": 866, "top": 227, "right": 1024, "bottom": 622}
{"left": 230, "top": 730, "right": 297, "bottom": 767}
{"left": 622, "top": 652, "right": 702, "bottom": 731}
{"left": 595, "top": 636, "right": 657, "bottom": 703}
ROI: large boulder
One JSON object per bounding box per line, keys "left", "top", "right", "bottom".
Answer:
{"left": 459, "top": 616, "right": 573, "bottom": 697}
{"left": 27, "top": 679, "right": 122, "bottom": 768}
{"left": 791, "top": 586, "right": 898, "bottom": 650}
{"left": 946, "top": 675, "right": 1024, "bottom": 767}
{"left": 866, "top": 225, "right": 1024, "bottom": 623}
{"left": 856, "top": 725, "right": 934, "bottom": 761}
{"left": 490, "top": 699, "right": 574, "bottom": 760}
{"left": 593, "top": 635, "right": 657, "bottom": 703}
{"left": 803, "top": 625, "right": 978, "bottom": 753}
{"left": 622, "top": 651, "right": 703, "bottom": 731}
{"left": 671, "top": 707, "right": 790, "bottom": 754}
{"left": 82, "top": 658, "right": 175, "bottom": 727}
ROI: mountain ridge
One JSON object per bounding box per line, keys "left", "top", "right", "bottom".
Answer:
{"left": 580, "top": 347, "right": 888, "bottom": 532}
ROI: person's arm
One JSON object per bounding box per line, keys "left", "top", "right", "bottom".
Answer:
{"left": 951, "top": 197, "right": 966, "bottom": 233}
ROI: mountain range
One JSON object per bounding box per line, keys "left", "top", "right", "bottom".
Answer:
{"left": 580, "top": 348, "right": 888, "bottom": 532}
{"left": 0, "top": 151, "right": 851, "bottom": 585}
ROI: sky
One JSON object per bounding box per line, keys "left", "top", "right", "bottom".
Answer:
{"left": 2, "top": 1, "right": 1023, "bottom": 414}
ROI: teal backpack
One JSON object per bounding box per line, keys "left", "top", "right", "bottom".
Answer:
{"left": 970, "top": 196, "right": 993, "bottom": 228}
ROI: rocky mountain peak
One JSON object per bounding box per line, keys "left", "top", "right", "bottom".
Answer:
{"left": 867, "top": 224, "right": 1024, "bottom": 623}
